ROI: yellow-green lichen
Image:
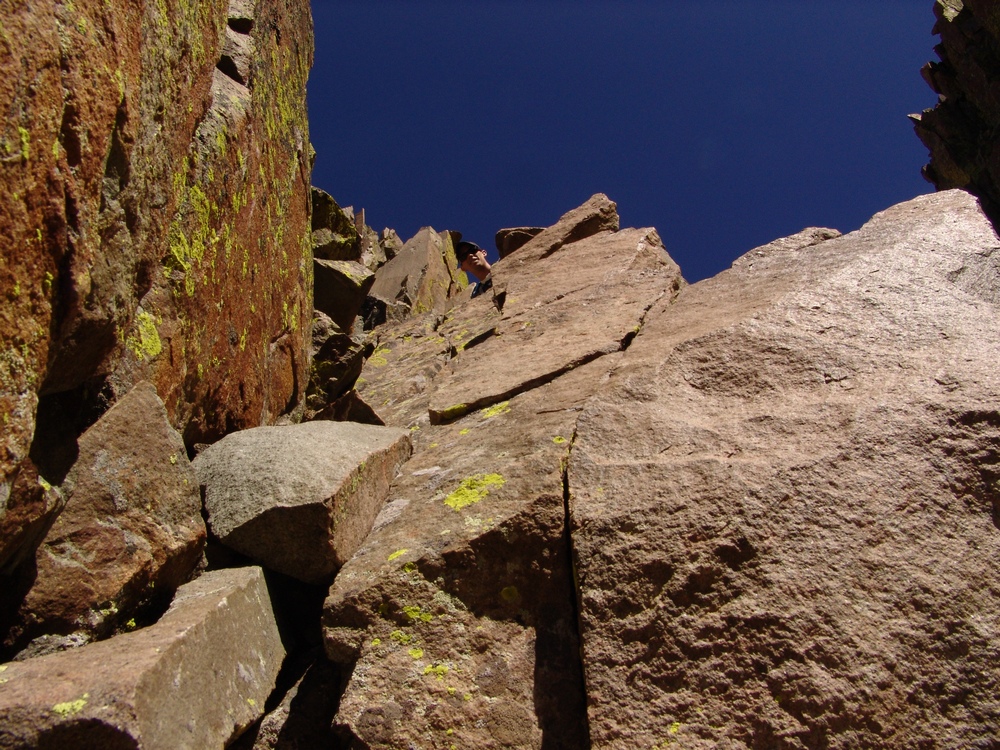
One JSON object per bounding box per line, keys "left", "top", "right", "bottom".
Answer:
{"left": 408, "top": 647, "right": 424, "bottom": 659}
{"left": 18, "top": 127, "right": 29, "bottom": 161}
{"left": 403, "top": 605, "right": 433, "bottom": 623}
{"left": 371, "top": 638, "right": 382, "bottom": 647}
{"left": 402, "top": 561, "right": 418, "bottom": 574}
{"left": 553, "top": 436, "right": 567, "bottom": 444}
{"left": 126, "top": 311, "right": 162, "bottom": 361}
{"left": 480, "top": 401, "right": 510, "bottom": 419}
{"left": 52, "top": 694, "right": 88, "bottom": 717}
{"left": 423, "top": 663, "right": 449, "bottom": 680}
{"left": 459, "top": 429, "right": 470, "bottom": 436}
{"left": 437, "top": 403, "right": 467, "bottom": 421}
{"left": 387, "top": 548, "right": 408, "bottom": 562}
{"left": 390, "top": 630, "right": 412, "bottom": 645}
{"left": 443, "top": 473, "right": 506, "bottom": 511}
{"left": 369, "top": 346, "right": 390, "bottom": 367}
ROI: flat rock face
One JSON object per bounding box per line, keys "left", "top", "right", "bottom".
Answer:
{"left": 4, "top": 382, "right": 204, "bottom": 654}
{"left": 0, "top": 566, "right": 284, "bottom": 750}
{"left": 194, "top": 421, "right": 412, "bottom": 584}
{"left": 568, "top": 190, "right": 1000, "bottom": 747}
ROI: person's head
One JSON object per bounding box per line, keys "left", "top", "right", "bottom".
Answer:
{"left": 455, "top": 240, "right": 491, "bottom": 282}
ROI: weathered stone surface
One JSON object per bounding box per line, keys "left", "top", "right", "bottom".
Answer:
{"left": 313, "top": 259, "right": 375, "bottom": 333}
{"left": 380, "top": 227, "right": 404, "bottom": 260}
{"left": 112, "top": 0, "right": 315, "bottom": 447}
{"left": 312, "top": 187, "right": 360, "bottom": 261}
{"left": 305, "top": 310, "right": 367, "bottom": 416}
{"left": 367, "top": 227, "right": 467, "bottom": 320}
{"left": 230, "top": 648, "right": 343, "bottom": 750}
{"left": 0, "top": 566, "right": 284, "bottom": 750}
{"left": 427, "top": 222, "right": 683, "bottom": 423}
{"left": 193, "top": 421, "right": 412, "bottom": 584}
{"left": 1, "top": 0, "right": 314, "bottom": 507}
{"left": 495, "top": 226, "right": 543, "bottom": 258}
{"left": 3, "top": 381, "right": 205, "bottom": 655}
{"left": 0, "top": 0, "right": 311, "bottom": 508}
{"left": 568, "top": 190, "right": 1000, "bottom": 747}
{"left": 0, "top": 459, "right": 64, "bottom": 576}
{"left": 322, "top": 195, "right": 685, "bottom": 748}
{"left": 504, "top": 192, "right": 619, "bottom": 261}
{"left": 913, "top": 0, "right": 1000, "bottom": 221}
{"left": 324, "top": 362, "right": 609, "bottom": 749}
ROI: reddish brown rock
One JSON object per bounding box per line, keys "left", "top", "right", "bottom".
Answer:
{"left": 324, "top": 363, "right": 608, "bottom": 750}
{"left": 0, "top": 459, "right": 64, "bottom": 576}
{"left": 322, "top": 195, "right": 684, "bottom": 748}
{"left": 367, "top": 227, "right": 467, "bottom": 320}
{"left": 427, "top": 216, "right": 682, "bottom": 423}
{"left": 568, "top": 190, "right": 1000, "bottom": 747}
{"left": 0, "top": 0, "right": 314, "bottom": 514}
{"left": 0, "top": 566, "right": 284, "bottom": 750}
{"left": 193, "top": 421, "right": 412, "bottom": 584}
{"left": 4, "top": 382, "right": 204, "bottom": 655}
{"left": 495, "top": 226, "right": 543, "bottom": 258}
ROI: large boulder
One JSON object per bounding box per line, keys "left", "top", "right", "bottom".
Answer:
{"left": 0, "top": 566, "right": 284, "bottom": 749}
{"left": 568, "top": 189, "right": 1000, "bottom": 747}
{"left": 193, "top": 421, "right": 412, "bottom": 584}
{"left": 313, "top": 259, "right": 375, "bottom": 333}
{"left": 0, "top": 0, "right": 314, "bottom": 515}
{"left": 427, "top": 194, "right": 680, "bottom": 422}
{"left": 2, "top": 381, "right": 205, "bottom": 656}
{"left": 322, "top": 195, "right": 685, "bottom": 748}
{"left": 366, "top": 227, "right": 467, "bottom": 321}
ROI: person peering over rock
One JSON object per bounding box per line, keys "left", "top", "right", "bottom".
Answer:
{"left": 455, "top": 240, "right": 493, "bottom": 298}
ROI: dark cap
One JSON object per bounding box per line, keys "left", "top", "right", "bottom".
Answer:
{"left": 455, "top": 240, "right": 483, "bottom": 265}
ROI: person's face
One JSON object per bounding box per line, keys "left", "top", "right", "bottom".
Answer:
{"left": 460, "top": 249, "right": 491, "bottom": 279}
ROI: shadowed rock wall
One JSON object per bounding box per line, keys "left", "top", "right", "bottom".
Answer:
{"left": 914, "top": 0, "right": 1000, "bottom": 221}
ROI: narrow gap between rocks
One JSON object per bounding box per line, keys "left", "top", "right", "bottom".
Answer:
{"left": 558, "top": 428, "right": 593, "bottom": 749}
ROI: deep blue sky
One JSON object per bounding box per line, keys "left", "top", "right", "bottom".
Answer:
{"left": 308, "top": 1, "right": 938, "bottom": 282}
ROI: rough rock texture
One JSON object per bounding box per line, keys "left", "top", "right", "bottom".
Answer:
{"left": 193, "top": 421, "right": 412, "bottom": 584}
{"left": 0, "top": 0, "right": 314, "bottom": 513}
{"left": 322, "top": 195, "right": 684, "bottom": 748}
{"left": 313, "top": 259, "right": 375, "bottom": 333}
{"left": 913, "top": 0, "right": 1000, "bottom": 221}
{"left": 366, "top": 227, "right": 467, "bottom": 322}
{"left": 0, "top": 459, "right": 64, "bottom": 576}
{"left": 2, "top": 381, "right": 205, "bottom": 656}
{"left": 0, "top": 566, "right": 284, "bottom": 749}
{"left": 569, "top": 190, "right": 1000, "bottom": 747}
{"left": 230, "top": 649, "right": 344, "bottom": 750}
{"left": 427, "top": 194, "right": 676, "bottom": 423}
{"left": 495, "top": 226, "right": 543, "bottom": 259}
{"left": 305, "top": 310, "right": 367, "bottom": 417}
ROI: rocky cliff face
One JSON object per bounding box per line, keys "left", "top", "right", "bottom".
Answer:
{"left": 914, "top": 0, "right": 1000, "bottom": 222}
{"left": 0, "top": 0, "right": 312, "bottom": 658}
{"left": 3, "top": 2, "right": 1000, "bottom": 748}
{"left": 314, "top": 190, "right": 1000, "bottom": 749}
{"left": 0, "top": 0, "right": 313, "bottom": 514}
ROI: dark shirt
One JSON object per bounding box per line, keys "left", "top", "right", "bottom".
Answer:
{"left": 470, "top": 274, "right": 493, "bottom": 299}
